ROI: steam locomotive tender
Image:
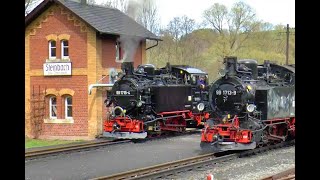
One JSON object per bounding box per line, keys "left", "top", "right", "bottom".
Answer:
{"left": 103, "top": 62, "right": 210, "bottom": 139}
{"left": 200, "top": 57, "right": 295, "bottom": 152}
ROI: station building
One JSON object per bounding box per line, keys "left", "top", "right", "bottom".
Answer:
{"left": 25, "top": 0, "right": 160, "bottom": 140}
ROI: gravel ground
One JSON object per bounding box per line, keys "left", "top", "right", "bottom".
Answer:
{"left": 168, "top": 145, "right": 295, "bottom": 180}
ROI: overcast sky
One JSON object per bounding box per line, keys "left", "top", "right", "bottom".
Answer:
{"left": 155, "top": 0, "right": 295, "bottom": 28}
{"left": 29, "top": 0, "right": 295, "bottom": 28}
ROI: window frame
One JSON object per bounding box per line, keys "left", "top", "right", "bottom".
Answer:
{"left": 49, "top": 96, "right": 57, "bottom": 119}
{"left": 48, "top": 40, "right": 57, "bottom": 60}
{"left": 115, "top": 41, "right": 122, "bottom": 61}
{"left": 61, "top": 40, "right": 69, "bottom": 59}
{"left": 65, "top": 96, "right": 73, "bottom": 119}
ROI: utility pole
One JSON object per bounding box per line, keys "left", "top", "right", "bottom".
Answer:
{"left": 278, "top": 24, "right": 295, "bottom": 65}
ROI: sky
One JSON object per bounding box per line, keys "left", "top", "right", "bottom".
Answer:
{"left": 155, "top": 0, "right": 295, "bottom": 28}
{"left": 28, "top": 0, "right": 295, "bottom": 28}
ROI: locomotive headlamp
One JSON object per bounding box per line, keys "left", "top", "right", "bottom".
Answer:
{"left": 246, "top": 104, "right": 256, "bottom": 112}
{"left": 197, "top": 103, "right": 205, "bottom": 111}
{"left": 113, "top": 106, "right": 124, "bottom": 116}
{"left": 137, "top": 100, "right": 143, "bottom": 107}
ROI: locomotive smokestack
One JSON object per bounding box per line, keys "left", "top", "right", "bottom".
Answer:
{"left": 121, "top": 62, "right": 134, "bottom": 75}
{"left": 224, "top": 56, "right": 237, "bottom": 77}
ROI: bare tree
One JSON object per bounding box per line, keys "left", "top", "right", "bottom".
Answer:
{"left": 137, "top": 0, "right": 160, "bottom": 34}
{"left": 167, "top": 17, "right": 182, "bottom": 41}
{"left": 102, "top": 0, "right": 128, "bottom": 13}
{"left": 203, "top": 2, "right": 260, "bottom": 55}
{"left": 87, "top": 0, "right": 96, "bottom": 5}
{"left": 227, "top": 1, "right": 259, "bottom": 51}
{"left": 168, "top": 17, "right": 182, "bottom": 63}
{"left": 25, "top": 0, "right": 42, "bottom": 15}
{"left": 180, "top": 16, "right": 195, "bottom": 36}
{"left": 203, "top": 3, "right": 228, "bottom": 34}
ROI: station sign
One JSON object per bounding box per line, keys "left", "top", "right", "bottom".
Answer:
{"left": 43, "top": 62, "right": 72, "bottom": 76}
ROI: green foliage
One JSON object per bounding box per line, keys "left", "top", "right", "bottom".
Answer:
{"left": 25, "top": 138, "right": 83, "bottom": 149}
{"left": 147, "top": 28, "right": 295, "bottom": 81}
{"left": 146, "top": 1, "right": 294, "bottom": 81}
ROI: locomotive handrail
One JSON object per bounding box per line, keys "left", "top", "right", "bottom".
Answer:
{"left": 88, "top": 84, "right": 114, "bottom": 95}
{"left": 144, "top": 114, "right": 184, "bottom": 124}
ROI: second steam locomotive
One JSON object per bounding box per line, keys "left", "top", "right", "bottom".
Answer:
{"left": 103, "top": 62, "right": 210, "bottom": 139}
{"left": 200, "top": 56, "right": 295, "bottom": 152}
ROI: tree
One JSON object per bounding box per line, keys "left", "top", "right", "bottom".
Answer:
{"left": 102, "top": 0, "right": 128, "bottom": 13}
{"left": 203, "top": 3, "right": 228, "bottom": 34}
{"left": 25, "top": 0, "right": 42, "bottom": 15}
{"left": 227, "top": 1, "right": 259, "bottom": 51}
{"left": 203, "top": 2, "right": 260, "bottom": 56}
{"left": 180, "top": 15, "right": 196, "bottom": 36}
{"left": 137, "top": 0, "right": 160, "bottom": 35}
{"left": 167, "top": 17, "right": 182, "bottom": 41}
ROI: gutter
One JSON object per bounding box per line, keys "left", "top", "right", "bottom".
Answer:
{"left": 146, "top": 40, "right": 159, "bottom": 50}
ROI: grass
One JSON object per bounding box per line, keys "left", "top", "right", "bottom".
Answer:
{"left": 25, "top": 138, "right": 84, "bottom": 149}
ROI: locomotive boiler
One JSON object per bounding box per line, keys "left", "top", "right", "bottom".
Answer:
{"left": 200, "top": 56, "right": 295, "bottom": 152}
{"left": 103, "top": 62, "right": 210, "bottom": 139}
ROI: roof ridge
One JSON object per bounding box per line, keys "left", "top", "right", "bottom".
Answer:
{"left": 27, "top": 0, "right": 161, "bottom": 41}
{"left": 59, "top": 0, "right": 121, "bottom": 11}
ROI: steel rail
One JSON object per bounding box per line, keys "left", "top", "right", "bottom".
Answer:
{"left": 260, "top": 167, "right": 295, "bottom": 180}
{"left": 25, "top": 129, "right": 201, "bottom": 158}
{"left": 91, "top": 140, "right": 295, "bottom": 180}
{"left": 90, "top": 153, "right": 238, "bottom": 180}
{"left": 25, "top": 140, "right": 130, "bottom": 158}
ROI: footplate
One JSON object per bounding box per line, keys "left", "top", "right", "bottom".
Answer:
{"left": 201, "top": 141, "right": 256, "bottom": 152}
{"left": 103, "top": 132, "right": 147, "bottom": 139}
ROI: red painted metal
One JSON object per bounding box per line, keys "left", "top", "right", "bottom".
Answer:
{"left": 104, "top": 110, "right": 211, "bottom": 136}
{"left": 201, "top": 116, "right": 296, "bottom": 145}
{"left": 104, "top": 117, "right": 143, "bottom": 133}
{"left": 201, "top": 116, "right": 252, "bottom": 143}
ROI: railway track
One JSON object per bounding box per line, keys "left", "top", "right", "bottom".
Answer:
{"left": 90, "top": 140, "right": 295, "bottom": 180}
{"left": 25, "top": 140, "right": 130, "bottom": 158}
{"left": 260, "top": 167, "right": 295, "bottom": 180}
{"left": 25, "top": 129, "right": 201, "bottom": 159}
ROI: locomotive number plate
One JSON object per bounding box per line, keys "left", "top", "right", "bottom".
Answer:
{"left": 116, "top": 91, "right": 131, "bottom": 95}
{"left": 216, "top": 90, "right": 236, "bottom": 95}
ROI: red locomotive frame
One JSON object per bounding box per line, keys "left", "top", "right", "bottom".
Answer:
{"left": 104, "top": 110, "right": 210, "bottom": 138}
{"left": 201, "top": 115, "right": 295, "bottom": 151}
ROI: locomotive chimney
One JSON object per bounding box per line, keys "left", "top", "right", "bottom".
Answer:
{"left": 224, "top": 56, "right": 237, "bottom": 77}
{"left": 121, "top": 62, "right": 134, "bottom": 75}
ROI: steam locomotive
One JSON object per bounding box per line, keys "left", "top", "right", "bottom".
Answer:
{"left": 103, "top": 62, "right": 210, "bottom": 139}
{"left": 200, "top": 56, "right": 295, "bottom": 152}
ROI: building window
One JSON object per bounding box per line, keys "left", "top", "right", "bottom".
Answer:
{"left": 115, "top": 41, "right": 122, "bottom": 61}
{"left": 65, "top": 96, "right": 72, "bottom": 118}
{"left": 49, "top": 40, "right": 56, "bottom": 59}
{"left": 49, "top": 96, "right": 57, "bottom": 119}
{"left": 61, "top": 40, "right": 69, "bottom": 59}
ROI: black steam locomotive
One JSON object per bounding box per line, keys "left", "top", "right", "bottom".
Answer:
{"left": 201, "top": 56, "right": 295, "bottom": 152}
{"left": 103, "top": 62, "right": 210, "bottom": 139}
